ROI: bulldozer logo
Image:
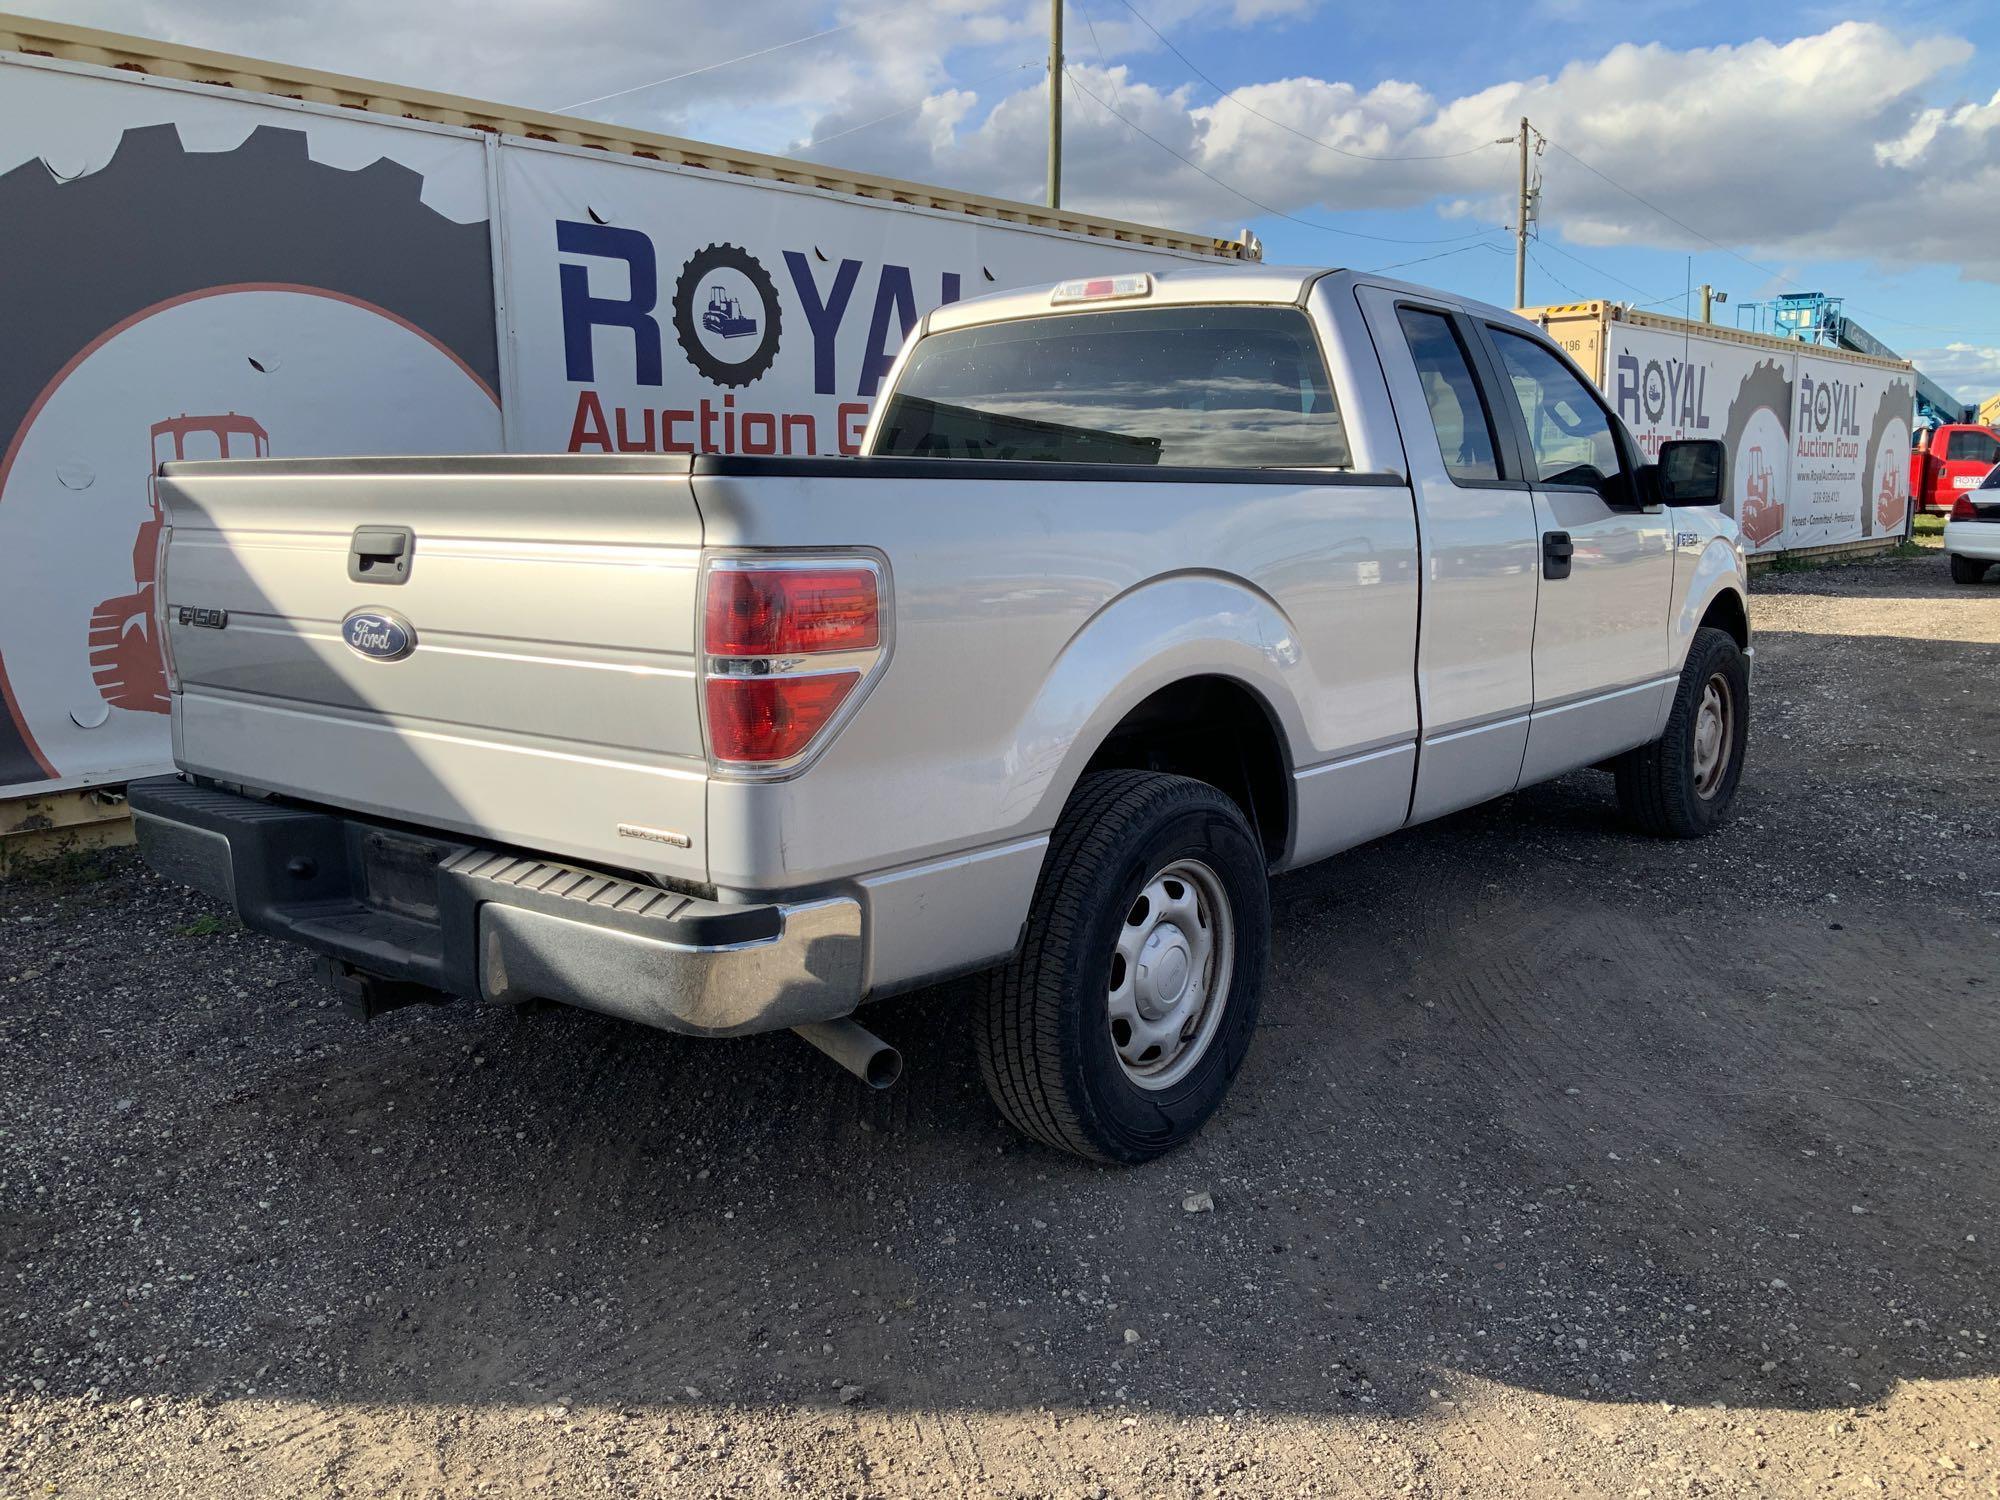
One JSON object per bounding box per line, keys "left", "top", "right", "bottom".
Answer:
{"left": 1722, "top": 360, "right": 1793, "bottom": 551}
{"left": 1862, "top": 378, "right": 1914, "bottom": 538}
{"left": 89, "top": 413, "right": 270, "bottom": 715}
{"left": 1739, "top": 444, "right": 1782, "bottom": 548}
{"left": 0, "top": 122, "right": 501, "bottom": 790}
{"left": 672, "top": 243, "right": 782, "bottom": 389}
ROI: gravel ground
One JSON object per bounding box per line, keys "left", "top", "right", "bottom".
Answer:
{"left": 3, "top": 551, "right": 1997, "bottom": 1499}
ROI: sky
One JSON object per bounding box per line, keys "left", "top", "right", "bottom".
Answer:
{"left": 31, "top": 0, "right": 2000, "bottom": 399}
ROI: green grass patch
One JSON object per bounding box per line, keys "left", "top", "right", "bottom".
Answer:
{"left": 25, "top": 849, "right": 115, "bottom": 890}
{"left": 1763, "top": 552, "right": 1814, "bottom": 574}
{"left": 1913, "top": 513, "right": 1945, "bottom": 536}
{"left": 1756, "top": 538, "right": 1933, "bottom": 574}
{"left": 177, "top": 913, "right": 231, "bottom": 938}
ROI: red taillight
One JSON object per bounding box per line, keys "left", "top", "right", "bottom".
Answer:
{"left": 705, "top": 672, "right": 861, "bottom": 763}
{"left": 705, "top": 567, "right": 878, "bottom": 656}
{"left": 1952, "top": 495, "right": 1977, "bottom": 520}
{"left": 701, "top": 559, "right": 886, "bottom": 771}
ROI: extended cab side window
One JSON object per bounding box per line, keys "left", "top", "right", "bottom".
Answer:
{"left": 872, "top": 305, "right": 1350, "bottom": 468}
{"left": 1946, "top": 429, "right": 2000, "bottom": 464}
{"left": 1396, "top": 306, "right": 1503, "bottom": 483}
{"left": 1489, "top": 329, "right": 1623, "bottom": 491}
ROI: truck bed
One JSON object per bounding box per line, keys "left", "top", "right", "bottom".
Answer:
{"left": 158, "top": 451, "right": 1422, "bottom": 899}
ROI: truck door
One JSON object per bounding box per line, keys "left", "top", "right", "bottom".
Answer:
{"left": 1355, "top": 285, "right": 1540, "bottom": 821}
{"left": 1936, "top": 426, "right": 2000, "bottom": 509}
{"left": 1475, "top": 322, "right": 1675, "bottom": 783}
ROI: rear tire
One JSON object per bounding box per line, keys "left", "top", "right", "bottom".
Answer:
{"left": 1615, "top": 626, "right": 1750, "bottom": 839}
{"left": 1950, "top": 553, "right": 1991, "bottom": 585}
{"left": 975, "top": 771, "right": 1270, "bottom": 1164}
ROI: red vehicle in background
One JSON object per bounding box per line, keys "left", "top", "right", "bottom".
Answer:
{"left": 1910, "top": 423, "right": 2000, "bottom": 514}
{"left": 89, "top": 413, "right": 270, "bottom": 714}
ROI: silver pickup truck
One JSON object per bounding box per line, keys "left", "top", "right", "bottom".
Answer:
{"left": 130, "top": 264, "right": 1750, "bottom": 1163}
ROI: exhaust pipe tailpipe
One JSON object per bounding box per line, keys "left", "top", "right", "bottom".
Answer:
{"left": 793, "top": 1018, "right": 902, "bottom": 1090}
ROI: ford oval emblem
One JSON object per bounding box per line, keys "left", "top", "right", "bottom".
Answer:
{"left": 341, "top": 608, "right": 416, "bottom": 662}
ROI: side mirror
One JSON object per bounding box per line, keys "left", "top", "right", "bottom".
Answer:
{"left": 1657, "top": 438, "right": 1725, "bottom": 505}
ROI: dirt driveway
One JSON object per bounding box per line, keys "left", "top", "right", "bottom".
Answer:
{"left": 3, "top": 553, "right": 1997, "bottom": 1499}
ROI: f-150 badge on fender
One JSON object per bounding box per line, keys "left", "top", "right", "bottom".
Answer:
{"left": 341, "top": 608, "right": 416, "bottom": 662}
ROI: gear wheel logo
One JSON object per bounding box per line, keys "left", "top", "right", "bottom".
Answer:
{"left": 1722, "top": 360, "right": 1793, "bottom": 550}
{"left": 0, "top": 121, "right": 498, "bottom": 789}
{"left": 672, "top": 243, "right": 782, "bottom": 388}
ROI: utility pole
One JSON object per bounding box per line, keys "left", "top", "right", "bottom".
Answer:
{"left": 1513, "top": 116, "right": 1529, "bottom": 309}
{"left": 1047, "top": 0, "right": 1063, "bottom": 210}
{"left": 1700, "top": 284, "right": 1727, "bottom": 323}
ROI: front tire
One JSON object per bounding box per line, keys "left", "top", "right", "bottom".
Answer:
{"left": 975, "top": 771, "right": 1270, "bottom": 1164}
{"left": 1950, "top": 554, "right": 1991, "bottom": 585}
{"left": 1615, "top": 626, "right": 1750, "bottom": 838}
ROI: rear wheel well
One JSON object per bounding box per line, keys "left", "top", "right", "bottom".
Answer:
{"left": 1698, "top": 589, "right": 1749, "bottom": 649}
{"left": 1078, "top": 677, "right": 1289, "bottom": 865}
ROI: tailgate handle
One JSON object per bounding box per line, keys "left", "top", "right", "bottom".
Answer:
{"left": 349, "top": 526, "right": 414, "bottom": 585}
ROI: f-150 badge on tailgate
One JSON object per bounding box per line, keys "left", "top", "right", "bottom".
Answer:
{"left": 341, "top": 608, "right": 416, "bottom": 662}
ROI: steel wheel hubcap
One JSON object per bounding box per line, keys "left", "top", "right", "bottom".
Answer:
{"left": 1692, "top": 673, "right": 1733, "bottom": 799}
{"left": 1107, "top": 858, "right": 1234, "bottom": 1090}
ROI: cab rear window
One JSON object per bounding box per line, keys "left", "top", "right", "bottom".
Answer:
{"left": 872, "top": 305, "right": 1350, "bottom": 469}
{"left": 1946, "top": 428, "right": 2000, "bottom": 464}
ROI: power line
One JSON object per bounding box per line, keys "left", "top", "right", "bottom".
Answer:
{"left": 1049, "top": 24, "right": 1663, "bottom": 300}
{"left": 1625, "top": 289, "right": 1705, "bottom": 311}
{"left": 1539, "top": 134, "right": 2000, "bottom": 342}
{"left": 1062, "top": 68, "right": 1503, "bottom": 245}
{"left": 1523, "top": 230, "right": 1662, "bottom": 300}
{"left": 1112, "top": 0, "right": 1503, "bottom": 162}
{"left": 1073, "top": 0, "right": 1175, "bottom": 229}
{"left": 1368, "top": 240, "right": 1509, "bottom": 275}
{"left": 1525, "top": 244, "right": 1584, "bottom": 300}
{"left": 558, "top": 18, "right": 865, "bottom": 112}
{"left": 1541, "top": 138, "right": 1782, "bottom": 282}
{"left": 1076, "top": 0, "right": 1114, "bottom": 65}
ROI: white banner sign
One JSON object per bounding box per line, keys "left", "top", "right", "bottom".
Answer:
{"left": 500, "top": 142, "right": 1194, "bottom": 457}
{"left": 1605, "top": 322, "right": 1913, "bottom": 553}
{"left": 0, "top": 57, "right": 1203, "bottom": 795}
{"left": 0, "top": 62, "right": 503, "bottom": 796}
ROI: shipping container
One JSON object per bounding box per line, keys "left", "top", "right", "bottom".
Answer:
{"left": 1523, "top": 301, "right": 1915, "bottom": 559}
{"left": 0, "top": 13, "right": 1252, "bottom": 801}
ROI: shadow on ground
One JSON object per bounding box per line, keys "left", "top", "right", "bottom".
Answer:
{"left": 2, "top": 593, "right": 1995, "bottom": 1429}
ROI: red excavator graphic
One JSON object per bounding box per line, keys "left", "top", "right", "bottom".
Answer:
{"left": 1738, "top": 444, "right": 1784, "bottom": 548}
{"left": 88, "top": 413, "right": 270, "bottom": 714}
{"left": 1876, "top": 458, "right": 1909, "bottom": 535}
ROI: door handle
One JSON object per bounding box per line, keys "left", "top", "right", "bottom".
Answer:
{"left": 1542, "top": 530, "right": 1574, "bottom": 581}
{"left": 349, "top": 525, "right": 414, "bottom": 584}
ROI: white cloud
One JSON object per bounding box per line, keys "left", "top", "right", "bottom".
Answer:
{"left": 38, "top": 3, "right": 2000, "bottom": 286}
{"left": 1906, "top": 342, "right": 2000, "bottom": 401}
{"left": 44, "top": 0, "right": 1322, "bottom": 155}
{"left": 1227, "top": 0, "right": 1317, "bottom": 20}
{"left": 798, "top": 18, "right": 2000, "bottom": 288}
{"left": 50, "top": 0, "right": 846, "bottom": 126}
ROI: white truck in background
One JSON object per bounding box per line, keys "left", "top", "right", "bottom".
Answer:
{"left": 131, "top": 264, "right": 1752, "bottom": 1163}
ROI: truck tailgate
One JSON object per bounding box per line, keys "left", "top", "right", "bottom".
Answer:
{"left": 155, "top": 455, "right": 709, "bottom": 882}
